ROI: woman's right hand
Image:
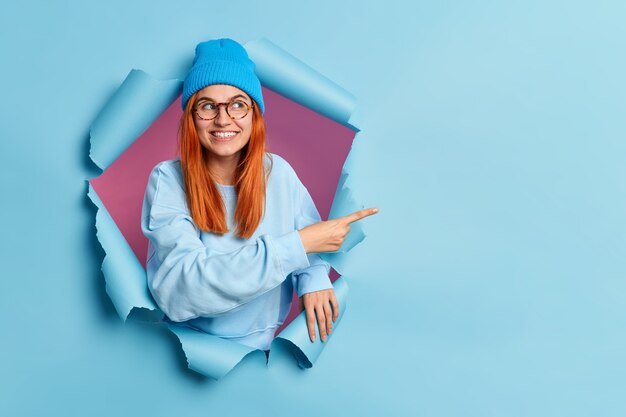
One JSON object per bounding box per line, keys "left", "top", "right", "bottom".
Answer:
{"left": 298, "top": 208, "right": 379, "bottom": 253}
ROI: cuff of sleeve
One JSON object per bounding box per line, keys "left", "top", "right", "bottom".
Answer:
{"left": 269, "top": 230, "right": 310, "bottom": 277}
{"left": 295, "top": 264, "right": 333, "bottom": 297}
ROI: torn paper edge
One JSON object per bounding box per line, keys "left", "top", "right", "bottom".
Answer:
{"left": 245, "top": 37, "right": 358, "bottom": 130}
{"left": 87, "top": 182, "right": 160, "bottom": 320}
{"left": 89, "top": 69, "right": 182, "bottom": 171}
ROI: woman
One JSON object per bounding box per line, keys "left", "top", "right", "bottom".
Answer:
{"left": 141, "top": 38, "right": 378, "bottom": 358}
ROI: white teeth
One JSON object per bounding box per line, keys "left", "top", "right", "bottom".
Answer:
{"left": 212, "top": 131, "right": 237, "bottom": 138}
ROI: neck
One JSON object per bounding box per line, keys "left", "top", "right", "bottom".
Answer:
{"left": 205, "top": 153, "right": 240, "bottom": 186}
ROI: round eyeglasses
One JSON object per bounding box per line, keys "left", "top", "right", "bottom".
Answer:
{"left": 194, "top": 99, "right": 254, "bottom": 120}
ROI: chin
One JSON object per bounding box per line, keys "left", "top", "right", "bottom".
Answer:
{"left": 205, "top": 145, "right": 246, "bottom": 158}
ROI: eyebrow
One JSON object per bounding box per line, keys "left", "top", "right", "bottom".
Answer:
{"left": 196, "top": 94, "right": 249, "bottom": 102}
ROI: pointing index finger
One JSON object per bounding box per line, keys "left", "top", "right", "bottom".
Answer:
{"left": 341, "top": 208, "right": 379, "bottom": 224}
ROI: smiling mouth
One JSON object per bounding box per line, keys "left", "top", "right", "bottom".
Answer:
{"left": 210, "top": 131, "right": 239, "bottom": 142}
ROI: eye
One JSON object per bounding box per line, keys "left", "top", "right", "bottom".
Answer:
{"left": 230, "top": 100, "right": 246, "bottom": 110}
{"left": 199, "top": 102, "right": 217, "bottom": 110}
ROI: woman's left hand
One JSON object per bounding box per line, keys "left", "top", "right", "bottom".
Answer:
{"left": 300, "top": 288, "right": 339, "bottom": 343}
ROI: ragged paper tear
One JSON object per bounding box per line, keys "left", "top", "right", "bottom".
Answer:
{"left": 86, "top": 37, "right": 366, "bottom": 380}
{"left": 89, "top": 70, "right": 182, "bottom": 171}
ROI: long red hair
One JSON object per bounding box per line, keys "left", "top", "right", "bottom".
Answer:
{"left": 177, "top": 91, "right": 273, "bottom": 240}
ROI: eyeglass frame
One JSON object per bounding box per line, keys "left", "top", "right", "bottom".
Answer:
{"left": 193, "top": 99, "right": 255, "bottom": 121}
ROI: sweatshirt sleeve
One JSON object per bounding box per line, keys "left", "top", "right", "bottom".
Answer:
{"left": 141, "top": 162, "right": 311, "bottom": 322}
{"left": 291, "top": 174, "right": 334, "bottom": 297}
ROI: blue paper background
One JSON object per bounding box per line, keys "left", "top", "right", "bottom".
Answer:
{"left": 2, "top": 1, "right": 626, "bottom": 416}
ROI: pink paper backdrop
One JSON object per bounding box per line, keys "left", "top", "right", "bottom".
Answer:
{"left": 90, "top": 87, "right": 356, "bottom": 333}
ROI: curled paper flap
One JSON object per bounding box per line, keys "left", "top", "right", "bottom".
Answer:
{"left": 245, "top": 38, "right": 357, "bottom": 129}
{"left": 87, "top": 38, "right": 366, "bottom": 380}
{"left": 89, "top": 69, "right": 182, "bottom": 171}
{"left": 87, "top": 182, "right": 160, "bottom": 320}
{"left": 166, "top": 324, "right": 258, "bottom": 379}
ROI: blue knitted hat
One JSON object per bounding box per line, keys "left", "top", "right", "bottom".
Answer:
{"left": 182, "top": 38, "right": 264, "bottom": 114}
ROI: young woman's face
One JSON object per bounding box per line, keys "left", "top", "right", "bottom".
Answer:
{"left": 192, "top": 84, "right": 254, "bottom": 160}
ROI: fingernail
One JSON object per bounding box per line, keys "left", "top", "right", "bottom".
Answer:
{"left": 373, "top": 208, "right": 379, "bottom": 213}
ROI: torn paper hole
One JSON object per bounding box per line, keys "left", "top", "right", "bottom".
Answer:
{"left": 86, "top": 37, "right": 367, "bottom": 380}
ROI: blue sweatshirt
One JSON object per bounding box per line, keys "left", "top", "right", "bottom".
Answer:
{"left": 141, "top": 153, "right": 333, "bottom": 351}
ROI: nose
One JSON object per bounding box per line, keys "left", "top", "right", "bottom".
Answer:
{"left": 214, "top": 104, "right": 232, "bottom": 126}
